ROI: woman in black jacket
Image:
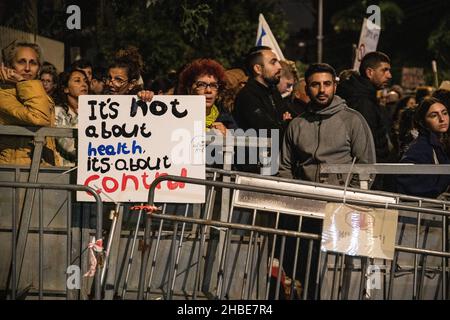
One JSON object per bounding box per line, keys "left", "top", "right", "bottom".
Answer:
{"left": 396, "top": 97, "right": 450, "bottom": 198}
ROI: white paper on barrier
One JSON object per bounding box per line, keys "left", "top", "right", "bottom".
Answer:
{"left": 76, "top": 95, "right": 205, "bottom": 203}
{"left": 320, "top": 203, "right": 398, "bottom": 260}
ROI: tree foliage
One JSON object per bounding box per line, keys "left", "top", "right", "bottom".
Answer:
{"left": 95, "top": 0, "right": 289, "bottom": 77}
{"left": 331, "top": 0, "right": 404, "bottom": 33}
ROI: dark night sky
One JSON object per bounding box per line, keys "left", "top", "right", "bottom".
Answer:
{"left": 280, "top": 0, "right": 449, "bottom": 81}
{"left": 1, "top": 0, "right": 448, "bottom": 81}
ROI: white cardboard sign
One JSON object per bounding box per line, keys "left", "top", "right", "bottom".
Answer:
{"left": 77, "top": 95, "right": 205, "bottom": 203}
{"left": 353, "top": 18, "right": 381, "bottom": 71}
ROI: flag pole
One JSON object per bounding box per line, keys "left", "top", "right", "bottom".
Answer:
{"left": 317, "top": 0, "right": 324, "bottom": 62}
{"left": 432, "top": 60, "right": 439, "bottom": 88}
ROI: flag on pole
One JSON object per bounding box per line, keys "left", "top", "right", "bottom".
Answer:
{"left": 353, "top": 18, "right": 381, "bottom": 71}
{"left": 256, "top": 13, "right": 285, "bottom": 61}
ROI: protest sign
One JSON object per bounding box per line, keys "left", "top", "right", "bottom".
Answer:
{"left": 401, "top": 67, "right": 425, "bottom": 89}
{"left": 353, "top": 18, "right": 381, "bottom": 71}
{"left": 77, "top": 95, "right": 205, "bottom": 203}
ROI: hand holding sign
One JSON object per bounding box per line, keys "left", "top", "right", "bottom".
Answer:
{"left": 77, "top": 95, "right": 206, "bottom": 203}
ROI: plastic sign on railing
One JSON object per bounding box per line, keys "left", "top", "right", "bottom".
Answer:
{"left": 77, "top": 95, "right": 206, "bottom": 203}
{"left": 321, "top": 203, "right": 398, "bottom": 260}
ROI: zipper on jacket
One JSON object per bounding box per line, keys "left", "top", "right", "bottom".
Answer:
{"left": 313, "top": 119, "right": 322, "bottom": 182}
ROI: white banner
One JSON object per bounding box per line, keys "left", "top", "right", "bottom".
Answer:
{"left": 77, "top": 95, "right": 205, "bottom": 203}
{"left": 256, "top": 13, "right": 285, "bottom": 61}
{"left": 353, "top": 18, "right": 381, "bottom": 71}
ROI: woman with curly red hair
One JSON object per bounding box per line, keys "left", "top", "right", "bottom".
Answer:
{"left": 177, "top": 58, "right": 237, "bottom": 135}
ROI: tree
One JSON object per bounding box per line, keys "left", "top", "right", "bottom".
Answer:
{"left": 94, "top": 0, "right": 289, "bottom": 77}
{"left": 428, "top": 14, "right": 450, "bottom": 82}
{"left": 327, "top": 0, "right": 404, "bottom": 71}
{"left": 331, "top": 0, "right": 404, "bottom": 33}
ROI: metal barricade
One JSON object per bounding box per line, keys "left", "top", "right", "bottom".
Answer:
{"left": 133, "top": 170, "right": 449, "bottom": 300}
{"left": 0, "top": 125, "right": 106, "bottom": 300}
{"left": 0, "top": 180, "right": 103, "bottom": 300}
{"left": 1, "top": 124, "right": 449, "bottom": 300}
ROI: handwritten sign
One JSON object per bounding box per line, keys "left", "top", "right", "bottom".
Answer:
{"left": 77, "top": 95, "right": 205, "bottom": 203}
{"left": 321, "top": 203, "right": 398, "bottom": 260}
{"left": 353, "top": 18, "right": 381, "bottom": 71}
{"left": 401, "top": 67, "right": 425, "bottom": 89}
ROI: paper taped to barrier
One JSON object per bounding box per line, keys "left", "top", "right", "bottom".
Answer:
{"left": 321, "top": 203, "right": 398, "bottom": 260}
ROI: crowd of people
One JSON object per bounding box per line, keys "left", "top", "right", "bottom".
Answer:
{"left": 1, "top": 40, "right": 450, "bottom": 199}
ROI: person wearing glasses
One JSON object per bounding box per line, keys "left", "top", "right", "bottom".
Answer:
{"left": 177, "top": 58, "right": 237, "bottom": 136}
{"left": 39, "top": 62, "right": 59, "bottom": 101}
{"left": 106, "top": 46, "right": 153, "bottom": 101}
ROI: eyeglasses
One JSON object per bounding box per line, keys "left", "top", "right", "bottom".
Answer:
{"left": 106, "top": 76, "right": 128, "bottom": 87}
{"left": 40, "top": 79, "right": 54, "bottom": 84}
{"left": 195, "top": 81, "right": 220, "bottom": 92}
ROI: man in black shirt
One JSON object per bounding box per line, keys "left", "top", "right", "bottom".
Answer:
{"left": 233, "top": 46, "right": 291, "bottom": 174}
{"left": 233, "top": 46, "right": 291, "bottom": 134}
{"left": 337, "top": 51, "right": 393, "bottom": 190}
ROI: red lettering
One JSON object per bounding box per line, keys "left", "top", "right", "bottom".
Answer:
{"left": 141, "top": 172, "right": 151, "bottom": 189}
{"left": 121, "top": 173, "right": 139, "bottom": 191}
{"left": 167, "top": 168, "right": 187, "bottom": 190}
{"left": 82, "top": 167, "right": 190, "bottom": 198}
{"left": 103, "top": 176, "right": 119, "bottom": 193}
{"left": 84, "top": 174, "right": 100, "bottom": 195}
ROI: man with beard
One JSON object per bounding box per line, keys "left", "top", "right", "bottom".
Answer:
{"left": 337, "top": 51, "right": 393, "bottom": 190}
{"left": 279, "top": 63, "right": 376, "bottom": 185}
{"left": 233, "top": 46, "right": 291, "bottom": 173}
{"left": 233, "top": 46, "right": 291, "bottom": 134}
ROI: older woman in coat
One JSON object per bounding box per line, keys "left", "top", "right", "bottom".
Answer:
{"left": 0, "top": 41, "right": 60, "bottom": 166}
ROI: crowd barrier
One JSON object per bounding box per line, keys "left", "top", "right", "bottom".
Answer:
{"left": 0, "top": 125, "right": 449, "bottom": 300}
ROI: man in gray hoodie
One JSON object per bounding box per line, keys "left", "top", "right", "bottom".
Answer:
{"left": 279, "top": 63, "right": 376, "bottom": 186}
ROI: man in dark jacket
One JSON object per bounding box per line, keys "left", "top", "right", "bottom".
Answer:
{"left": 337, "top": 51, "right": 393, "bottom": 189}
{"left": 233, "top": 46, "right": 291, "bottom": 173}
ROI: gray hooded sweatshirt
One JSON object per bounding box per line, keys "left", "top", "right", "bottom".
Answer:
{"left": 279, "top": 95, "right": 376, "bottom": 185}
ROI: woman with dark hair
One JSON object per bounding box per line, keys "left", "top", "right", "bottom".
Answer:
{"left": 396, "top": 97, "right": 450, "bottom": 197}
{"left": 54, "top": 68, "right": 89, "bottom": 166}
{"left": 149, "top": 76, "right": 173, "bottom": 95}
{"left": 391, "top": 95, "right": 417, "bottom": 158}
{"left": 105, "top": 46, "right": 153, "bottom": 102}
{"left": 106, "top": 46, "right": 144, "bottom": 95}
{"left": 39, "top": 62, "right": 59, "bottom": 100}
{"left": 177, "top": 58, "right": 237, "bottom": 135}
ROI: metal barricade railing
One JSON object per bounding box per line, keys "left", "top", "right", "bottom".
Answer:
{"left": 321, "top": 163, "right": 450, "bottom": 299}
{"left": 133, "top": 171, "right": 450, "bottom": 300}
{"left": 0, "top": 181, "right": 103, "bottom": 300}
{"left": 1, "top": 125, "right": 449, "bottom": 300}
